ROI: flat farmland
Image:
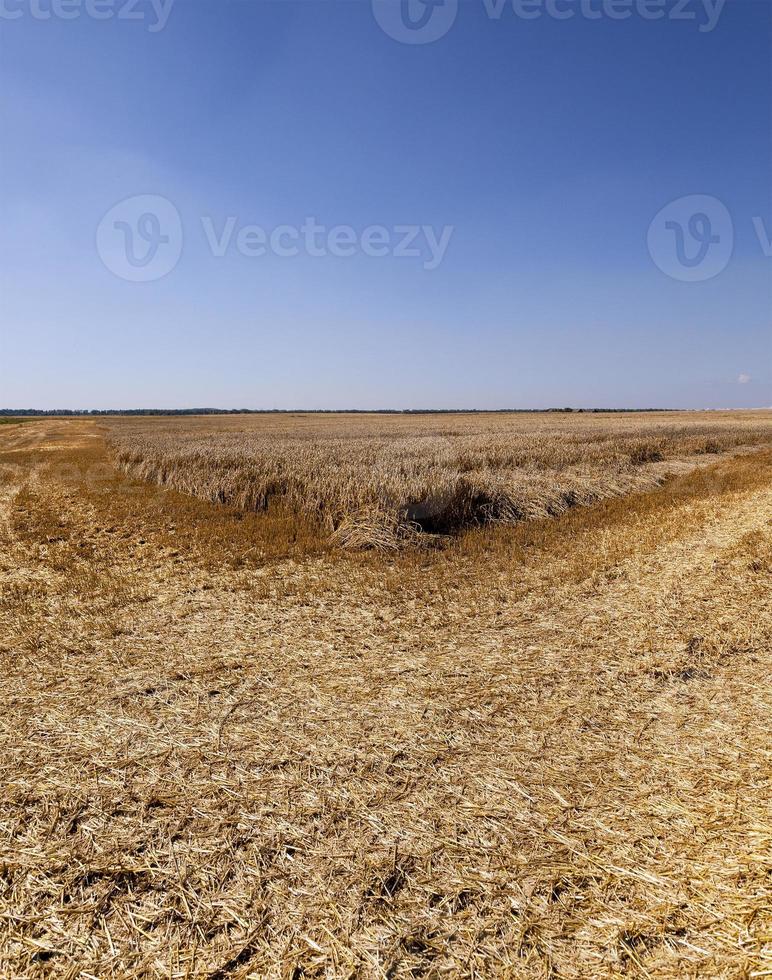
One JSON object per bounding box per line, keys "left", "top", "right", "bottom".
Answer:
{"left": 109, "top": 410, "right": 772, "bottom": 549}
{"left": 1, "top": 412, "right": 771, "bottom": 978}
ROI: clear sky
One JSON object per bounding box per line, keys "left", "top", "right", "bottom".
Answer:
{"left": 1, "top": 0, "right": 770, "bottom": 409}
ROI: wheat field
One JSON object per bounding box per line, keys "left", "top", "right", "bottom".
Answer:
{"left": 107, "top": 410, "right": 772, "bottom": 549}
{"left": 1, "top": 413, "right": 771, "bottom": 978}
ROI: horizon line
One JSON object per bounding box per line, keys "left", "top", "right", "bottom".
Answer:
{"left": 6, "top": 407, "right": 771, "bottom": 416}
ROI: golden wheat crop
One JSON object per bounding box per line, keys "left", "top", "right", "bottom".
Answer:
{"left": 107, "top": 411, "right": 772, "bottom": 548}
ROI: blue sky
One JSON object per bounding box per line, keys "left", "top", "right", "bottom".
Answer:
{"left": 1, "top": 0, "right": 770, "bottom": 409}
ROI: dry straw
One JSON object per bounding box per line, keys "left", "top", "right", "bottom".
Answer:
{"left": 108, "top": 411, "right": 772, "bottom": 549}
{"left": 2, "top": 414, "right": 771, "bottom": 978}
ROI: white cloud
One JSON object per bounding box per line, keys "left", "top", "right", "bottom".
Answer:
{"left": 737, "top": 373, "right": 751, "bottom": 384}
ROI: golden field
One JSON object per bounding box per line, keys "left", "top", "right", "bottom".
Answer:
{"left": 109, "top": 411, "right": 772, "bottom": 549}
{"left": 1, "top": 412, "right": 771, "bottom": 978}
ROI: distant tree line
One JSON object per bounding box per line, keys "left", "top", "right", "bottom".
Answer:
{"left": 0, "top": 407, "right": 674, "bottom": 416}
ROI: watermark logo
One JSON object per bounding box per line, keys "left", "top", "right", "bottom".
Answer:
{"left": 372, "top": 0, "right": 458, "bottom": 43}
{"left": 482, "top": 0, "right": 726, "bottom": 32}
{"left": 96, "top": 194, "right": 183, "bottom": 282}
{"left": 373, "top": 0, "right": 725, "bottom": 41}
{"left": 647, "top": 194, "right": 733, "bottom": 282}
{"left": 0, "top": 0, "right": 175, "bottom": 32}
{"left": 753, "top": 217, "right": 772, "bottom": 258}
{"left": 96, "top": 197, "right": 454, "bottom": 276}
{"left": 201, "top": 216, "right": 453, "bottom": 270}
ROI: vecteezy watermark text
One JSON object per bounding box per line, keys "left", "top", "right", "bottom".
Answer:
{"left": 201, "top": 216, "right": 453, "bottom": 270}
{"left": 481, "top": 0, "right": 725, "bottom": 31}
{"left": 373, "top": 0, "right": 726, "bottom": 43}
{"left": 95, "top": 195, "right": 455, "bottom": 281}
{"left": 0, "top": 0, "right": 174, "bottom": 31}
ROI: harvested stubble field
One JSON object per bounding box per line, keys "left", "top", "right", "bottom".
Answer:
{"left": 1, "top": 411, "right": 771, "bottom": 979}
